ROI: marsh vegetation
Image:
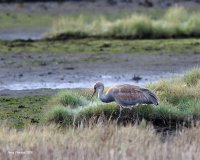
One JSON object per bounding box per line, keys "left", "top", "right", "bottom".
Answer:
{"left": 1, "top": 69, "right": 200, "bottom": 159}
{"left": 1, "top": 2, "right": 200, "bottom": 159}
{"left": 1, "top": 120, "right": 200, "bottom": 159}
{"left": 2, "top": 38, "right": 200, "bottom": 54}
{"left": 47, "top": 7, "right": 200, "bottom": 39}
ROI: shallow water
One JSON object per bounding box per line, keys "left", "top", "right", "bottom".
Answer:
{"left": 0, "top": 73, "right": 181, "bottom": 90}
{"left": 0, "top": 29, "right": 45, "bottom": 40}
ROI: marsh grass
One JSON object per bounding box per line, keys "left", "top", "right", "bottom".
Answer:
{"left": 46, "top": 106, "right": 73, "bottom": 125}
{"left": 56, "top": 90, "right": 89, "bottom": 108}
{"left": 183, "top": 68, "right": 200, "bottom": 86}
{"left": 2, "top": 123, "right": 200, "bottom": 159}
{"left": 45, "top": 69, "right": 200, "bottom": 128}
{"left": 47, "top": 6, "right": 200, "bottom": 39}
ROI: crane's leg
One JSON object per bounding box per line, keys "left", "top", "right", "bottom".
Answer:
{"left": 126, "top": 106, "right": 132, "bottom": 110}
{"left": 117, "top": 105, "right": 123, "bottom": 122}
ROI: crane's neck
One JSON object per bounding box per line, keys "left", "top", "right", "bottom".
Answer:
{"left": 97, "top": 88, "right": 108, "bottom": 103}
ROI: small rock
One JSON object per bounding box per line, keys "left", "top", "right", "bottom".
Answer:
{"left": 39, "top": 73, "right": 44, "bottom": 76}
{"left": 132, "top": 75, "right": 142, "bottom": 82}
{"left": 13, "top": 109, "right": 18, "bottom": 113}
{"left": 18, "top": 105, "right": 25, "bottom": 108}
{"left": 101, "top": 43, "right": 111, "bottom": 48}
{"left": 31, "top": 118, "right": 39, "bottom": 123}
{"left": 139, "top": 0, "right": 153, "bottom": 7}
{"left": 64, "top": 67, "right": 75, "bottom": 70}
{"left": 27, "top": 55, "right": 33, "bottom": 59}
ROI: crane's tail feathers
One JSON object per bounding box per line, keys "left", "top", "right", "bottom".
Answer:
{"left": 148, "top": 91, "right": 159, "bottom": 105}
{"left": 142, "top": 89, "right": 159, "bottom": 105}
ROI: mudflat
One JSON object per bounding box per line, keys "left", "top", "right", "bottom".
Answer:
{"left": 1, "top": 51, "right": 200, "bottom": 93}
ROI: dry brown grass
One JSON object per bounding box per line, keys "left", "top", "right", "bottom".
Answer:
{"left": 1, "top": 122, "right": 200, "bottom": 160}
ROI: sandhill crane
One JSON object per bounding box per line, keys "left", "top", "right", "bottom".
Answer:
{"left": 91, "top": 82, "right": 158, "bottom": 121}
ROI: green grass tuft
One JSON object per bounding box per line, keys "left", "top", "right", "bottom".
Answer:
{"left": 107, "top": 15, "right": 153, "bottom": 38}
{"left": 45, "top": 106, "right": 73, "bottom": 126}
{"left": 75, "top": 103, "right": 118, "bottom": 122}
{"left": 50, "top": 90, "right": 89, "bottom": 108}
{"left": 183, "top": 68, "right": 200, "bottom": 86}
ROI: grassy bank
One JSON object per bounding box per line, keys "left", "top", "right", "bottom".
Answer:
{"left": 47, "top": 6, "right": 200, "bottom": 39}
{"left": 1, "top": 38, "right": 200, "bottom": 54}
{"left": 44, "top": 69, "right": 200, "bottom": 129}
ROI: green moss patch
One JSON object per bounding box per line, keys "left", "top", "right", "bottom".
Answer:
{"left": 1, "top": 38, "right": 200, "bottom": 54}
{"left": 0, "top": 96, "right": 49, "bottom": 128}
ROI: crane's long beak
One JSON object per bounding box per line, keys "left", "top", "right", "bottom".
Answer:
{"left": 91, "top": 89, "right": 96, "bottom": 99}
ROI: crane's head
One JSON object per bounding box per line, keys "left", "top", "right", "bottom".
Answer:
{"left": 91, "top": 82, "right": 104, "bottom": 98}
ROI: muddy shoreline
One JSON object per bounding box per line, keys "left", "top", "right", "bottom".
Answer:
{"left": 1, "top": 51, "right": 200, "bottom": 95}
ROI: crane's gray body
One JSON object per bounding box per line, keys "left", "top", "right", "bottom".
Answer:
{"left": 95, "top": 83, "right": 158, "bottom": 107}
{"left": 92, "top": 82, "right": 158, "bottom": 120}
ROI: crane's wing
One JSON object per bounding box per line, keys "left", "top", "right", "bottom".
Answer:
{"left": 112, "top": 85, "right": 158, "bottom": 106}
